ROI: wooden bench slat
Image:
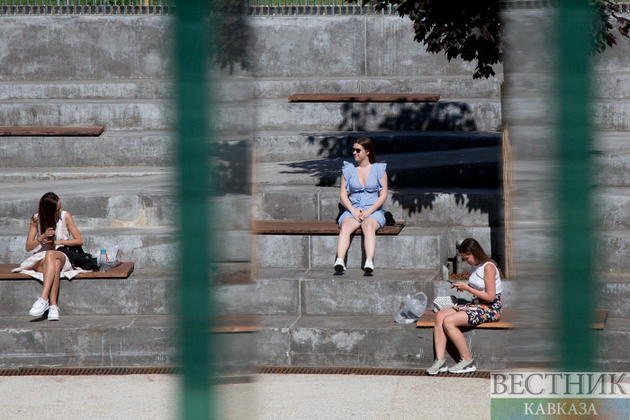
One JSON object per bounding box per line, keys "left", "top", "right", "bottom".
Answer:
{"left": 253, "top": 220, "right": 405, "bottom": 235}
{"left": 288, "top": 93, "right": 441, "bottom": 103}
{"left": 0, "top": 262, "right": 134, "bottom": 280}
{"left": 416, "top": 309, "right": 608, "bottom": 330}
{"left": 0, "top": 126, "right": 105, "bottom": 137}
{"left": 213, "top": 314, "right": 263, "bottom": 333}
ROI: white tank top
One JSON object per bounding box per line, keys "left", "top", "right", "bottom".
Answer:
{"left": 468, "top": 261, "right": 502, "bottom": 294}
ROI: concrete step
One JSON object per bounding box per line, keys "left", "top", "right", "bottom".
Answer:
{"left": 0, "top": 170, "right": 174, "bottom": 227}
{"left": 219, "top": 268, "right": 439, "bottom": 316}
{"left": 246, "top": 99, "right": 502, "bottom": 133}
{"left": 595, "top": 187, "right": 630, "bottom": 228}
{"left": 0, "top": 101, "right": 170, "bottom": 131}
{"left": 218, "top": 268, "right": 517, "bottom": 317}
{"left": 254, "top": 185, "right": 503, "bottom": 228}
{"left": 245, "top": 314, "right": 513, "bottom": 371}
{"left": 253, "top": 227, "right": 448, "bottom": 270}
{"left": 0, "top": 269, "right": 174, "bottom": 317}
{"left": 598, "top": 317, "right": 630, "bottom": 371}
{"left": 231, "top": 315, "right": 630, "bottom": 371}
{"left": 1, "top": 226, "right": 177, "bottom": 270}
{"left": 0, "top": 262, "right": 251, "bottom": 317}
{"left": 596, "top": 229, "right": 630, "bottom": 273}
{"left": 0, "top": 314, "right": 176, "bottom": 368}
{"left": 0, "top": 170, "right": 251, "bottom": 230}
{"left": 0, "top": 80, "right": 170, "bottom": 101}
{"left": 255, "top": 148, "right": 502, "bottom": 189}
{"left": 0, "top": 131, "right": 174, "bottom": 168}
{"left": 594, "top": 132, "right": 630, "bottom": 187}
{"left": 249, "top": 76, "right": 502, "bottom": 101}
{"left": 597, "top": 273, "right": 630, "bottom": 318}
{"left": 253, "top": 130, "right": 502, "bottom": 163}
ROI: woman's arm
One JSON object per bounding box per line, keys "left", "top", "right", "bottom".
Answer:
{"left": 360, "top": 171, "right": 388, "bottom": 220}
{"left": 25, "top": 217, "right": 47, "bottom": 252}
{"left": 57, "top": 212, "right": 83, "bottom": 247}
{"left": 452, "top": 263, "right": 497, "bottom": 302}
{"left": 340, "top": 175, "right": 362, "bottom": 222}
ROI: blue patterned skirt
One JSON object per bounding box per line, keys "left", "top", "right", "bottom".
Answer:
{"left": 454, "top": 293, "right": 502, "bottom": 326}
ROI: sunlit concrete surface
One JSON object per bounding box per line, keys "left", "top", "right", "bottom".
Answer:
{"left": 0, "top": 373, "right": 489, "bottom": 420}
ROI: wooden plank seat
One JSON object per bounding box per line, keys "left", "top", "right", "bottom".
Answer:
{"left": 253, "top": 220, "right": 405, "bottom": 235}
{"left": 214, "top": 314, "right": 263, "bottom": 333}
{"left": 415, "top": 309, "right": 608, "bottom": 330}
{"left": 287, "top": 93, "right": 441, "bottom": 102}
{"left": 0, "top": 262, "right": 134, "bottom": 280}
{"left": 0, "top": 126, "right": 105, "bottom": 137}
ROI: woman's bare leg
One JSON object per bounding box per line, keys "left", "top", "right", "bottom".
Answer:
{"left": 361, "top": 218, "right": 380, "bottom": 261}
{"left": 442, "top": 311, "right": 473, "bottom": 361}
{"left": 434, "top": 308, "right": 457, "bottom": 360}
{"left": 337, "top": 218, "right": 360, "bottom": 260}
{"left": 40, "top": 250, "right": 66, "bottom": 305}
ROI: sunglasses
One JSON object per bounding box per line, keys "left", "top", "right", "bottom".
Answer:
{"left": 352, "top": 148, "right": 362, "bottom": 153}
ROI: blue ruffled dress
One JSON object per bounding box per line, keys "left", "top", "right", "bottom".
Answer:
{"left": 338, "top": 161, "right": 387, "bottom": 228}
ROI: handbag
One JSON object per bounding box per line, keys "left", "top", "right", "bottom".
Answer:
{"left": 433, "top": 296, "right": 457, "bottom": 313}
{"left": 384, "top": 211, "right": 396, "bottom": 226}
{"left": 58, "top": 246, "right": 99, "bottom": 271}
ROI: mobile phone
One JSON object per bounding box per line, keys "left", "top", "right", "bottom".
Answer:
{"left": 447, "top": 280, "right": 456, "bottom": 284}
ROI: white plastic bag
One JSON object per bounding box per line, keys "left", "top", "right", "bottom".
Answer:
{"left": 394, "top": 292, "right": 428, "bottom": 324}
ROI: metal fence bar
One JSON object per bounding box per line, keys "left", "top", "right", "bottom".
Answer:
{"left": 556, "top": 0, "right": 594, "bottom": 372}
{"left": 174, "top": 0, "right": 215, "bottom": 419}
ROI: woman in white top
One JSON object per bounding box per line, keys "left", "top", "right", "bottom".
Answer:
{"left": 13, "top": 192, "right": 84, "bottom": 320}
{"left": 427, "top": 238, "right": 502, "bottom": 375}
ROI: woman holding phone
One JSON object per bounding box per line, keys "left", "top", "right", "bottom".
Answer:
{"left": 427, "top": 238, "right": 502, "bottom": 374}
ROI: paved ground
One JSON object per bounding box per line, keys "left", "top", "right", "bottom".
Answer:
{"left": 0, "top": 373, "right": 490, "bottom": 420}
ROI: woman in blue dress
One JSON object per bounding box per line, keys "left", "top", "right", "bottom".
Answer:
{"left": 334, "top": 137, "right": 388, "bottom": 273}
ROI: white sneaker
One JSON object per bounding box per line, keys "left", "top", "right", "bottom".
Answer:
{"left": 29, "top": 298, "right": 49, "bottom": 317}
{"left": 364, "top": 259, "right": 374, "bottom": 273}
{"left": 448, "top": 358, "right": 476, "bottom": 374}
{"left": 426, "top": 358, "right": 448, "bottom": 375}
{"left": 334, "top": 258, "right": 346, "bottom": 272}
{"left": 48, "top": 305, "right": 60, "bottom": 321}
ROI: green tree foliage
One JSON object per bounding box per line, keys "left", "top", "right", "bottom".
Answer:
{"left": 348, "top": 0, "right": 630, "bottom": 78}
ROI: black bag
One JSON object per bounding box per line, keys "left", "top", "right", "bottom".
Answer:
{"left": 58, "top": 246, "right": 99, "bottom": 271}
{"left": 384, "top": 211, "right": 396, "bottom": 226}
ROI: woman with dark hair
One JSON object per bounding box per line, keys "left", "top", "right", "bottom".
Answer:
{"left": 427, "top": 238, "right": 502, "bottom": 374}
{"left": 334, "top": 137, "right": 388, "bottom": 273}
{"left": 12, "top": 192, "right": 84, "bottom": 320}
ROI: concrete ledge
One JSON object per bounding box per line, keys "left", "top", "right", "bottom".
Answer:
{"left": 0, "top": 314, "right": 176, "bottom": 368}
{"left": 254, "top": 185, "right": 503, "bottom": 228}
{"left": 1, "top": 226, "right": 177, "bottom": 270}
{"left": 253, "top": 227, "right": 447, "bottom": 270}
{"left": 0, "top": 269, "right": 174, "bottom": 317}
{"left": 249, "top": 100, "right": 501, "bottom": 133}
{"left": 245, "top": 315, "right": 513, "bottom": 371}
{"left": 0, "top": 132, "right": 174, "bottom": 168}
{"left": 253, "top": 130, "right": 502, "bottom": 163}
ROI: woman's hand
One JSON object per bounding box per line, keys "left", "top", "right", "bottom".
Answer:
{"left": 350, "top": 208, "right": 362, "bottom": 222}
{"left": 451, "top": 282, "right": 469, "bottom": 293}
{"left": 358, "top": 209, "right": 372, "bottom": 222}
{"left": 40, "top": 227, "right": 55, "bottom": 244}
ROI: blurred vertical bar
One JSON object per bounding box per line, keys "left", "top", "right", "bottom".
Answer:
{"left": 175, "top": 0, "right": 215, "bottom": 418}
{"left": 556, "top": 0, "right": 593, "bottom": 371}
